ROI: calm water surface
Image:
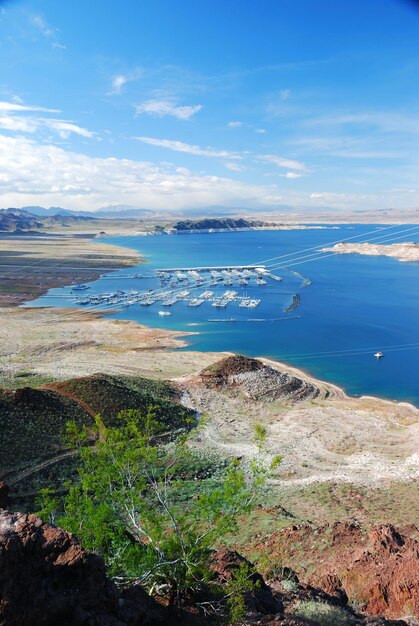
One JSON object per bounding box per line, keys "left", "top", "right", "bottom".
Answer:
{"left": 29, "top": 225, "right": 419, "bottom": 405}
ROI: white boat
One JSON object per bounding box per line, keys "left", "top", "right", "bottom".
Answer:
{"left": 158, "top": 311, "right": 172, "bottom": 316}
{"left": 72, "top": 284, "right": 89, "bottom": 291}
{"left": 374, "top": 351, "right": 384, "bottom": 359}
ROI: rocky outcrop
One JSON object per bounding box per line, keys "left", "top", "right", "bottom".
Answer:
{"left": 338, "top": 525, "right": 419, "bottom": 619}
{"left": 0, "top": 509, "right": 413, "bottom": 625}
{"left": 199, "top": 355, "right": 322, "bottom": 402}
{"left": 0, "top": 510, "right": 120, "bottom": 625}
{"left": 172, "top": 218, "right": 270, "bottom": 232}
{"left": 250, "top": 521, "right": 419, "bottom": 622}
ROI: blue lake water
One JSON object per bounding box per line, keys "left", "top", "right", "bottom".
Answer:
{"left": 28, "top": 225, "right": 419, "bottom": 405}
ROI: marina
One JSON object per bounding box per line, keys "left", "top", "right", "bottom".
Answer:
{"left": 66, "top": 264, "right": 293, "bottom": 315}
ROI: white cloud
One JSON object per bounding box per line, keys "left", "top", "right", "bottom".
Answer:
{"left": 290, "top": 136, "right": 405, "bottom": 160}
{"left": 0, "top": 101, "right": 59, "bottom": 113}
{"left": 255, "top": 128, "right": 267, "bottom": 134}
{"left": 135, "top": 99, "right": 202, "bottom": 120}
{"left": 0, "top": 133, "right": 271, "bottom": 210}
{"left": 110, "top": 76, "right": 127, "bottom": 95}
{"left": 0, "top": 115, "right": 94, "bottom": 139}
{"left": 31, "top": 14, "right": 65, "bottom": 48}
{"left": 43, "top": 119, "right": 94, "bottom": 139}
{"left": 282, "top": 172, "right": 303, "bottom": 179}
{"left": 310, "top": 192, "right": 345, "bottom": 200}
{"left": 257, "top": 153, "right": 307, "bottom": 171}
{"left": 227, "top": 121, "right": 242, "bottom": 128}
{"left": 0, "top": 116, "right": 38, "bottom": 133}
{"left": 224, "top": 162, "right": 246, "bottom": 172}
{"left": 108, "top": 68, "right": 142, "bottom": 95}
{"left": 0, "top": 133, "right": 417, "bottom": 212}
{"left": 305, "top": 111, "right": 419, "bottom": 134}
{"left": 32, "top": 15, "right": 56, "bottom": 38}
{"left": 135, "top": 136, "right": 242, "bottom": 159}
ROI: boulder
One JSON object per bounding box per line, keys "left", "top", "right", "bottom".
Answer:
{"left": 0, "top": 510, "right": 120, "bottom": 625}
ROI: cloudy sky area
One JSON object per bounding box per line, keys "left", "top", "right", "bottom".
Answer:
{"left": 0, "top": 0, "right": 419, "bottom": 212}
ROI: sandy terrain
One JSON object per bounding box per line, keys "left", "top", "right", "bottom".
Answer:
{"left": 322, "top": 241, "right": 419, "bottom": 262}
{"left": 0, "top": 306, "right": 223, "bottom": 383}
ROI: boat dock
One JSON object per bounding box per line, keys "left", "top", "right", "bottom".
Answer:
{"left": 62, "top": 262, "right": 310, "bottom": 318}
{"left": 157, "top": 265, "right": 266, "bottom": 272}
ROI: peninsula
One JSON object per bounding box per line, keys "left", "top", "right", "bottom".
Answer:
{"left": 322, "top": 241, "right": 419, "bottom": 262}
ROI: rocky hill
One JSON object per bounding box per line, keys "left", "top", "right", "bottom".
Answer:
{"left": 171, "top": 217, "right": 271, "bottom": 232}
{"left": 0, "top": 208, "right": 43, "bottom": 232}
{"left": 248, "top": 521, "right": 419, "bottom": 622}
{"left": 197, "top": 355, "right": 324, "bottom": 402}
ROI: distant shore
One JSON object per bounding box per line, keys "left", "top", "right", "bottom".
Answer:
{"left": 322, "top": 241, "right": 419, "bottom": 262}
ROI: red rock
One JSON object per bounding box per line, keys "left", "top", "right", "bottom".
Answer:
{"left": 251, "top": 522, "right": 419, "bottom": 621}
{"left": 0, "top": 510, "right": 120, "bottom": 625}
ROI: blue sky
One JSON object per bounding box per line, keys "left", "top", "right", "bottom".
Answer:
{"left": 1, "top": 0, "right": 419, "bottom": 212}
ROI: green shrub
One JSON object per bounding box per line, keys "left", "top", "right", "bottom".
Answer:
{"left": 37, "top": 413, "right": 278, "bottom": 607}
{"left": 293, "top": 600, "right": 354, "bottom": 625}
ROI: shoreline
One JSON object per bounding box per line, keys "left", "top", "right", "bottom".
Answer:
{"left": 260, "top": 356, "right": 418, "bottom": 411}
{"left": 1, "top": 229, "right": 418, "bottom": 409}
{"left": 2, "top": 301, "right": 418, "bottom": 411}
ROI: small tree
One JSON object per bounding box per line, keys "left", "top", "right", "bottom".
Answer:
{"left": 37, "top": 410, "right": 280, "bottom": 603}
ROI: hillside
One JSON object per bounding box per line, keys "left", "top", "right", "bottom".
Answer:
{"left": 1, "top": 358, "right": 418, "bottom": 624}
{"left": 43, "top": 373, "right": 194, "bottom": 428}
{"left": 0, "top": 208, "right": 43, "bottom": 232}
{"left": 1, "top": 374, "right": 195, "bottom": 510}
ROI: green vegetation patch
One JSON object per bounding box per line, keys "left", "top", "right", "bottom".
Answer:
{"left": 292, "top": 600, "right": 354, "bottom": 625}
{"left": 47, "top": 373, "right": 195, "bottom": 430}
{"left": 1, "top": 374, "right": 196, "bottom": 512}
{"left": 0, "top": 387, "right": 91, "bottom": 477}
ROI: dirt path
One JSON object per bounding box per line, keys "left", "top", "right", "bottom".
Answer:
{"left": 41, "top": 384, "right": 96, "bottom": 418}
{"left": 7, "top": 450, "right": 78, "bottom": 486}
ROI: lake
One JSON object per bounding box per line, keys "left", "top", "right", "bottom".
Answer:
{"left": 28, "top": 225, "right": 419, "bottom": 405}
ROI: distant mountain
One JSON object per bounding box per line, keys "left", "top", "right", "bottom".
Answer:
{"left": 20, "top": 206, "right": 80, "bottom": 217}
{"left": 92, "top": 205, "right": 155, "bottom": 218}
{"left": 0, "top": 209, "right": 44, "bottom": 232}
{"left": 177, "top": 205, "right": 296, "bottom": 216}
{"left": 0, "top": 208, "right": 94, "bottom": 232}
